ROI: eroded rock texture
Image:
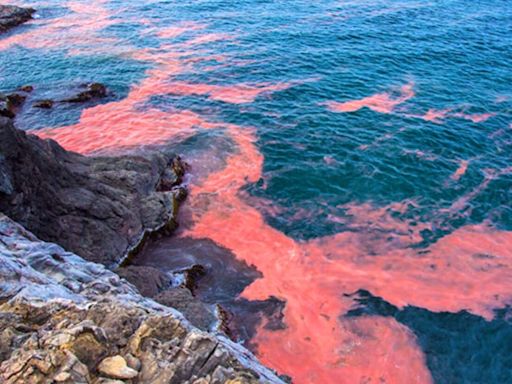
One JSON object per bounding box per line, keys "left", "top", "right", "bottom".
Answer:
{"left": 0, "top": 117, "right": 185, "bottom": 266}
{"left": 0, "top": 214, "right": 285, "bottom": 384}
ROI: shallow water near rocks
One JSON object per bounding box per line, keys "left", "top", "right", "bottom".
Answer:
{"left": 2, "top": 0, "right": 512, "bottom": 382}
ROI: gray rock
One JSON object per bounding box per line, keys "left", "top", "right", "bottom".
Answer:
{"left": 0, "top": 117, "right": 185, "bottom": 267}
{"left": 0, "top": 5, "right": 35, "bottom": 34}
{"left": 116, "top": 265, "right": 170, "bottom": 297}
{"left": 154, "top": 287, "right": 217, "bottom": 331}
{"left": 0, "top": 155, "right": 13, "bottom": 195}
{"left": 0, "top": 215, "right": 285, "bottom": 384}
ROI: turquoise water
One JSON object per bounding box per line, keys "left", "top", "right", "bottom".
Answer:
{"left": 2, "top": 0, "right": 512, "bottom": 382}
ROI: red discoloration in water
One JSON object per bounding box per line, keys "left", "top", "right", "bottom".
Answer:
{"left": 422, "top": 108, "right": 451, "bottom": 123}
{"left": 325, "top": 83, "right": 495, "bottom": 126}
{"left": 418, "top": 109, "right": 494, "bottom": 124}
{"left": 167, "top": 81, "right": 291, "bottom": 104}
{"left": 22, "top": 8, "right": 512, "bottom": 384}
{"left": 452, "top": 112, "right": 495, "bottom": 123}
{"left": 0, "top": 0, "right": 119, "bottom": 52}
{"left": 178, "top": 116, "right": 512, "bottom": 382}
{"left": 452, "top": 160, "right": 469, "bottom": 181}
{"left": 182, "top": 32, "right": 236, "bottom": 47}
{"left": 156, "top": 22, "right": 206, "bottom": 39}
{"left": 325, "top": 81, "right": 415, "bottom": 114}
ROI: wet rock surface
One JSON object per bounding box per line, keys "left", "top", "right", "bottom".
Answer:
{"left": 33, "top": 99, "right": 54, "bottom": 109}
{"left": 0, "top": 5, "right": 35, "bottom": 33}
{"left": 0, "top": 214, "right": 286, "bottom": 383}
{"left": 0, "top": 91, "right": 28, "bottom": 118}
{"left": 0, "top": 117, "right": 185, "bottom": 266}
{"left": 63, "top": 82, "right": 108, "bottom": 103}
{"left": 131, "top": 236, "right": 287, "bottom": 346}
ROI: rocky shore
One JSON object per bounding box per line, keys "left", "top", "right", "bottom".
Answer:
{"left": 0, "top": 116, "right": 186, "bottom": 267}
{"left": 0, "top": 4, "right": 34, "bottom": 33}
{"left": 0, "top": 111, "right": 285, "bottom": 382}
{"left": 0, "top": 214, "right": 284, "bottom": 383}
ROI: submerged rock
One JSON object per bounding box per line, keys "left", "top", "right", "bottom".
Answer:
{"left": 0, "top": 214, "right": 285, "bottom": 384}
{"left": 18, "top": 85, "right": 34, "bottom": 93}
{"left": 0, "top": 117, "right": 185, "bottom": 266}
{"left": 33, "top": 99, "right": 54, "bottom": 109}
{"left": 0, "top": 5, "right": 35, "bottom": 33}
{"left": 63, "top": 82, "right": 108, "bottom": 103}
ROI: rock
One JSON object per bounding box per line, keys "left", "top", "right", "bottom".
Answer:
{"left": 6, "top": 93, "right": 26, "bottom": 107}
{"left": 173, "top": 185, "right": 188, "bottom": 203}
{"left": 33, "top": 99, "right": 54, "bottom": 109}
{"left": 18, "top": 85, "right": 34, "bottom": 93}
{"left": 0, "top": 5, "right": 35, "bottom": 34}
{"left": 97, "top": 379, "right": 125, "bottom": 384}
{"left": 124, "top": 353, "right": 141, "bottom": 371}
{"left": 0, "top": 117, "right": 184, "bottom": 266}
{"left": 0, "top": 156, "right": 13, "bottom": 195}
{"left": 0, "top": 92, "right": 27, "bottom": 118}
{"left": 116, "top": 265, "right": 170, "bottom": 297}
{"left": 181, "top": 264, "right": 207, "bottom": 293}
{"left": 0, "top": 215, "right": 285, "bottom": 383}
{"left": 0, "top": 103, "right": 15, "bottom": 118}
{"left": 63, "top": 82, "right": 108, "bottom": 103}
{"left": 154, "top": 287, "right": 217, "bottom": 331}
{"left": 98, "top": 355, "right": 138, "bottom": 380}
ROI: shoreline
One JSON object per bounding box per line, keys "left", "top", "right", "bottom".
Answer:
{"left": 0, "top": 97, "right": 287, "bottom": 383}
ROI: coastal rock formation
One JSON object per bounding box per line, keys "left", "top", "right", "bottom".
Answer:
{"left": 0, "top": 5, "right": 35, "bottom": 33}
{"left": 63, "top": 82, "right": 108, "bottom": 103}
{"left": 116, "top": 265, "right": 218, "bottom": 331}
{"left": 0, "top": 117, "right": 185, "bottom": 266}
{"left": 0, "top": 91, "right": 28, "bottom": 118}
{"left": 0, "top": 214, "right": 285, "bottom": 383}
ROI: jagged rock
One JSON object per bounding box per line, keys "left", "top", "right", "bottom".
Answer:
{"left": 33, "top": 99, "right": 54, "bottom": 109}
{"left": 98, "top": 355, "right": 138, "bottom": 379}
{"left": 63, "top": 82, "right": 108, "bottom": 103}
{"left": 0, "top": 117, "right": 186, "bottom": 266}
{"left": 0, "top": 5, "right": 35, "bottom": 33}
{"left": 0, "top": 214, "right": 285, "bottom": 384}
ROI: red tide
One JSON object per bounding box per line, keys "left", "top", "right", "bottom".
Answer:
{"left": 325, "top": 81, "right": 415, "bottom": 114}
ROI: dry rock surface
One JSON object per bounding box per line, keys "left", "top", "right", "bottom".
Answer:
{"left": 0, "top": 116, "right": 186, "bottom": 266}
{"left": 0, "top": 214, "right": 286, "bottom": 383}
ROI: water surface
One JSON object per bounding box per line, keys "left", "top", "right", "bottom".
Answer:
{"left": 2, "top": 0, "right": 512, "bottom": 382}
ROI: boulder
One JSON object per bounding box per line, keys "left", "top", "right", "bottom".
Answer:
{"left": 0, "top": 117, "right": 185, "bottom": 266}
{"left": 0, "top": 5, "right": 35, "bottom": 33}
{"left": 63, "top": 82, "right": 108, "bottom": 103}
{"left": 98, "top": 355, "right": 138, "bottom": 380}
